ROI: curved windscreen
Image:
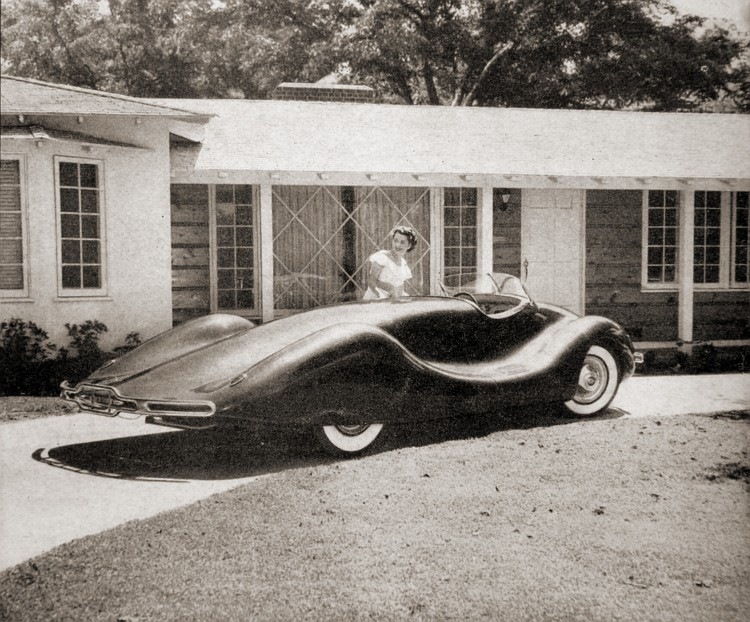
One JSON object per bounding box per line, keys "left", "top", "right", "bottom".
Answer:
{"left": 440, "top": 273, "right": 531, "bottom": 301}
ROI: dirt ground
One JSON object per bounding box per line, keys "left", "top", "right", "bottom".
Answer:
{"left": 0, "top": 404, "right": 748, "bottom": 621}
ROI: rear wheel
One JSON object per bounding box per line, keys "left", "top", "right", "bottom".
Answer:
{"left": 564, "top": 345, "right": 619, "bottom": 416}
{"left": 317, "top": 422, "right": 384, "bottom": 456}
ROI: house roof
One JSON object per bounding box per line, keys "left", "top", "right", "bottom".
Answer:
{"left": 0, "top": 75, "right": 208, "bottom": 119}
{"left": 155, "top": 98, "right": 750, "bottom": 183}
{"left": 1, "top": 125, "right": 148, "bottom": 149}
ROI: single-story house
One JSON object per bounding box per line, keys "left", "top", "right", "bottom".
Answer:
{"left": 1, "top": 75, "right": 748, "bottom": 354}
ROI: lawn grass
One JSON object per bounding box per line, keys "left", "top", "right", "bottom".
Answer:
{"left": 0, "top": 397, "right": 75, "bottom": 423}
{"left": 1, "top": 411, "right": 749, "bottom": 621}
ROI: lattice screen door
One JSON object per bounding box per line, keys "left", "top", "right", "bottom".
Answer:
{"left": 272, "top": 186, "right": 431, "bottom": 311}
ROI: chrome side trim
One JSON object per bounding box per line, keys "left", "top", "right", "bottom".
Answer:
{"left": 60, "top": 381, "right": 216, "bottom": 418}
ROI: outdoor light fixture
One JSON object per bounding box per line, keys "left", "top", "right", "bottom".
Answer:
{"left": 495, "top": 188, "right": 512, "bottom": 212}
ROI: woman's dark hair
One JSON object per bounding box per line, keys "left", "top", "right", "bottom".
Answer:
{"left": 391, "top": 225, "right": 418, "bottom": 252}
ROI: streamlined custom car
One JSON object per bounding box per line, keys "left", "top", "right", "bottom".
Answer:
{"left": 61, "top": 273, "right": 640, "bottom": 455}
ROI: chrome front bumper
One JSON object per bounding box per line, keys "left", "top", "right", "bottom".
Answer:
{"left": 60, "top": 382, "right": 216, "bottom": 418}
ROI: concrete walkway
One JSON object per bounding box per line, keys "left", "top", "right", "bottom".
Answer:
{"left": 1, "top": 373, "right": 747, "bottom": 571}
{"left": 613, "top": 372, "right": 749, "bottom": 417}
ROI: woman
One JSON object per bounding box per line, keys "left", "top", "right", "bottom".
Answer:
{"left": 363, "top": 225, "right": 418, "bottom": 300}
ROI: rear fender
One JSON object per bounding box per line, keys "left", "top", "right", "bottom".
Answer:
{"left": 241, "top": 323, "right": 417, "bottom": 421}
{"left": 86, "top": 314, "right": 254, "bottom": 384}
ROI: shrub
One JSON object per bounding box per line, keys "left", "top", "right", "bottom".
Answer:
{"left": 59, "top": 320, "right": 110, "bottom": 383}
{"left": 0, "top": 319, "right": 58, "bottom": 396}
{"left": 0, "top": 319, "right": 140, "bottom": 396}
{"left": 113, "top": 332, "right": 142, "bottom": 356}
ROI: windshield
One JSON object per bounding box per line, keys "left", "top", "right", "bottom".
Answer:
{"left": 439, "top": 272, "right": 531, "bottom": 301}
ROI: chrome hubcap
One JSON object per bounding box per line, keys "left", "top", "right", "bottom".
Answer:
{"left": 573, "top": 356, "right": 608, "bottom": 404}
{"left": 335, "top": 424, "right": 370, "bottom": 436}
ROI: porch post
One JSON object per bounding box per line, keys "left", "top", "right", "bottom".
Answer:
{"left": 478, "top": 184, "right": 494, "bottom": 276}
{"left": 259, "top": 180, "right": 274, "bottom": 322}
{"left": 678, "top": 189, "right": 695, "bottom": 343}
{"left": 429, "top": 187, "right": 442, "bottom": 294}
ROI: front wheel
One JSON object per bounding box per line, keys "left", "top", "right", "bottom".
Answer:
{"left": 317, "top": 423, "right": 384, "bottom": 456}
{"left": 563, "top": 345, "right": 620, "bottom": 416}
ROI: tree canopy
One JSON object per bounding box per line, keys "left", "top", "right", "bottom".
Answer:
{"left": 1, "top": 0, "right": 748, "bottom": 110}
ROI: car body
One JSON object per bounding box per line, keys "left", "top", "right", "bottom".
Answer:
{"left": 61, "top": 273, "right": 639, "bottom": 455}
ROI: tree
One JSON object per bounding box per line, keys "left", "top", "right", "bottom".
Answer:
{"left": 1, "top": 0, "right": 343, "bottom": 98}
{"left": 2, "top": 0, "right": 748, "bottom": 110}
{"left": 333, "top": 0, "right": 750, "bottom": 110}
{"left": 1, "top": 0, "right": 107, "bottom": 89}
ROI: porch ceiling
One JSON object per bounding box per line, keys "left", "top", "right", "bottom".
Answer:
{"left": 156, "top": 99, "right": 750, "bottom": 187}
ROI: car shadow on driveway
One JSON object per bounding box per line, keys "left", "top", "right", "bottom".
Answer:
{"left": 32, "top": 405, "right": 629, "bottom": 481}
{"left": 32, "top": 424, "right": 334, "bottom": 482}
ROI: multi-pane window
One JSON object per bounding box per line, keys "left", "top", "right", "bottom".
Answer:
{"left": 643, "top": 189, "right": 749, "bottom": 289}
{"left": 693, "top": 190, "right": 722, "bottom": 284}
{"left": 215, "top": 185, "right": 255, "bottom": 310}
{"left": 443, "top": 187, "right": 477, "bottom": 282}
{"left": 0, "top": 158, "right": 26, "bottom": 295}
{"left": 645, "top": 190, "right": 679, "bottom": 284}
{"left": 733, "top": 191, "right": 749, "bottom": 285}
{"left": 58, "top": 159, "right": 103, "bottom": 291}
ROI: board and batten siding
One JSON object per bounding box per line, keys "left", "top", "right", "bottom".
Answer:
{"left": 694, "top": 291, "right": 749, "bottom": 341}
{"left": 586, "top": 189, "right": 749, "bottom": 342}
{"left": 171, "top": 184, "right": 211, "bottom": 325}
{"left": 492, "top": 189, "right": 521, "bottom": 276}
{"left": 585, "top": 190, "right": 677, "bottom": 341}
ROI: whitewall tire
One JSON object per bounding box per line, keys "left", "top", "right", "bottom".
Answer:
{"left": 564, "top": 345, "right": 620, "bottom": 416}
{"left": 318, "top": 423, "right": 384, "bottom": 455}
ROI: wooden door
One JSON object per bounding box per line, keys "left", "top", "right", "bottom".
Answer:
{"left": 521, "top": 188, "right": 585, "bottom": 314}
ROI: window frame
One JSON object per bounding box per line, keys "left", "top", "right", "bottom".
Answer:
{"left": 0, "top": 154, "right": 30, "bottom": 298}
{"left": 730, "top": 190, "right": 749, "bottom": 288}
{"left": 641, "top": 189, "right": 750, "bottom": 292}
{"left": 692, "top": 190, "right": 729, "bottom": 289}
{"left": 54, "top": 156, "right": 108, "bottom": 298}
{"left": 209, "top": 183, "right": 260, "bottom": 316}
{"left": 641, "top": 189, "right": 680, "bottom": 291}
{"left": 442, "top": 186, "right": 478, "bottom": 281}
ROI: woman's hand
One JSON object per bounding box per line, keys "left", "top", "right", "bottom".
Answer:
{"left": 368, "top": 261, "right": 396, "bottom": 297}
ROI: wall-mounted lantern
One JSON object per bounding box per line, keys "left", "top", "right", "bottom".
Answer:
{"left": 494, "top": 188, "right": 512, "bottom": 212}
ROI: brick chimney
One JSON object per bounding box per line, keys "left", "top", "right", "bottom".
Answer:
{"left": 271, "top": 82, "right": 375, "bottom": 103}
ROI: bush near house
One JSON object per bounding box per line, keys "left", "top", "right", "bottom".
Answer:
{"left": 0, "top": 318, "right": 140, "bottom": 397}
{"left": 640, "top": 343, "right": 749, "bottom": 375}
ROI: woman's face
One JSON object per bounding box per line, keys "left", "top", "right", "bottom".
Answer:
{"left": 391, "top": 232, "right": 410, "bottom": 257}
